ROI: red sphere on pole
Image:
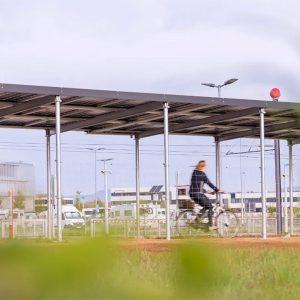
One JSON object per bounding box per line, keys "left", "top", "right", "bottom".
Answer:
{"left": 270, "top": 88, "right": 281, "bottom": 100}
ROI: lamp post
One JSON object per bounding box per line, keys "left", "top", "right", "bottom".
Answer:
{"left": 86, "top": 147, "right": 105, "bottom": 209}
{"left": 202, "top": 78, "right": 238, "bottom": 204}
{"left": 241, "top": 171, "right": 246, "bottom": 223}
{"left": 99, "top": 158, "right": 113, "bottom": 234}
{"left": 201, "top": 78, "right": 238, "bottom": 98}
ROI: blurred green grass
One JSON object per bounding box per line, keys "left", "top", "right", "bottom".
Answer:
{"left": 0, "top": 238, "right": 300, "bottom": 300}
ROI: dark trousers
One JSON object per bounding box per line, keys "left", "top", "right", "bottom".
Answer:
{"left": 190, "top": 193, "right": 213, "bottom": 226}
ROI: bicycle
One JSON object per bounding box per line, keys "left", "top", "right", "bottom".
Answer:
{"left": 175, "top": 192, "right": 239, "bottom": 238}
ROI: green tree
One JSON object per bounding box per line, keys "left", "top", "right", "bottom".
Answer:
{"left": 293, "top": 207, "right": 300, "bottom": 216}
{"left": 35, "top": 205, "right": 47, "bottom": 213}
{"left": 14, "top": 191, "right": 25, "bottom": 209}
{"left": 97, "top": 200, "right": 104, "bottom": 207}
{"left": 75, "top": 191, "right": 83, "bottom": 211}
{"left": 0, "top": 196, "right": 3, "bottom": 208}
{"left": 62, "top": 196, "right": 66, "bottom": 205}
{"left": 267, "top": 206, "right": 276, "bottom": 215}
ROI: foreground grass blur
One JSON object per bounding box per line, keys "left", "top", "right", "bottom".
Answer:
{"left": 1, "top": 238, "right": 300, "bottom": 300}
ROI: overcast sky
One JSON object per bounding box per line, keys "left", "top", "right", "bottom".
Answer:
{"left": 0, "top": 0, "right": 299, "bottom": 197}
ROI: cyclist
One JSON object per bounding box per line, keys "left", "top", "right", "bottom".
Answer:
{"left": 189, "top": 160, "right": 222, "bottom": 231}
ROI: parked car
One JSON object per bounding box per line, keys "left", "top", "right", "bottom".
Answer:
{"left": 61, "top": 205, "right": 85, "bottom": 228}
{"left": 24, "top": 212, "right": 38, "bottom": 220}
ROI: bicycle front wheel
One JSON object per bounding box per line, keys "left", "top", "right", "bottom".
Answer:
{"left": 216, "top": 210, "right": 239, "bottom": 238}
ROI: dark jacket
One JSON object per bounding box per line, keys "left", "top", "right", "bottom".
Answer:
{"left": 189, "top": 170, "right": 218, "bottom": 196}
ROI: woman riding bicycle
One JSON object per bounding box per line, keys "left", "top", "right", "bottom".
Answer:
{"left": 189, "top": 160, "right": 222, "bottom": 231}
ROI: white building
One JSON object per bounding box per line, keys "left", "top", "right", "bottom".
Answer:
{"left": 111, "top": 186, "right": 300, "bottom": 212}
{"left": 229, "top": 191, "right": 300, "bottom": 211}
{"left": 111, "top": 186, "right": 177, "bottom": 205}
{"left": 0, "top": 162, "right": 35, "bottom": 211}
{"left": 35, "top": 195, "right": 74, "bottom": 211}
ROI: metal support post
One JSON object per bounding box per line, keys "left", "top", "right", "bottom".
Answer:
{"left": 104, "top": 163, "right": 109, "bottom": 234}
{"left": 9, "top": 191, "right": 14, "bottom": 239}
{"left": 215, "top": 138, "right": 222, "bottom": 204}
{"left": 239, "top": 139, "right": 244, "bottom": 223}
{"left": 103, "top": 161, "right": 109, "bottom": 234}
{"left": 51, "top": 175, "right": 55, "bottom": 238}
{"left": 55, "top": 95, "right": 62, "bottom": 242}
{"left": 46, "top": 129, "right": 52, "bottom": 239}
{"left": 288, "top": 142, "right": 294, "bottom": 235}
{"left": 135, "top": 135, "right": 141, "bottom": 238}
{"left": 274, "top": 139, "right": 282, "bottom": 234}
{"left": 163, "top": 102, "right": 171, "bottom": 240}
{"left": 283, "top": 166, "right": 288, "bottom": 234}
{"left": 217, "top": 85, "right": 221, "bottom": 98}
{"left": 260, "top": 108, "right": 267, "bottom": 239}
{"left": 175, "top": 171, "right": 179, "bottom": 217}
{"left": 94, "top": 150, "right": 97, "bottom": 208}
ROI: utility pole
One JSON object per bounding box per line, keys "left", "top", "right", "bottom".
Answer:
{"left": 175, "top": 171, "right": 179, "bottom": 217}
{"left": 86, "top": 147, "right": 105, "bottom": 209}
{"left": 99, "top": 158, "right": 113, "bottom": 234}
{"left": 239, "top": 139, "right": 244, "bottom": 224}
{"left": 9, "top": 191, "right": 14, "bottom": 239}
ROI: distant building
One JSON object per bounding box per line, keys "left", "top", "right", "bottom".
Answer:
{"left": 229, "top": 192, "right": 300, "bottom": 211}
{"left": 111, "top": 186, "right": 168, "bottom": 205}
{"left": 111, "top": 186, "right": 300, "bottom": 212}
{"left": 0, "top": 162, "right": 35, "bottom": 211}
{"left": 35, "top": 195, "right": 74, "bottom": 212}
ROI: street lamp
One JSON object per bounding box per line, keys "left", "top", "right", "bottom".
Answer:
{"left": 202, "top": 78, "right": 238, "bottom": 205}
{"left": 86, "top": 147, "right": 105, "bottom": 208}
{"left": 202, "top": 78, "right": 238, "bottom": 97}
{"left": 99, "top": 158, "right": 113, "bottom": 234}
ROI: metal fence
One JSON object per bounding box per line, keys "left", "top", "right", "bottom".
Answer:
{"left": 1, "top": 215, "right": 300, "bottom": 239}
{"left": 90, "top": 216, "right": 300, "bottom": 239}
{"left": 1, "top": 219, "right": 47, "bottom": 239}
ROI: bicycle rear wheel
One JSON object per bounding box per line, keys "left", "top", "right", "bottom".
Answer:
{"left": 216, "top": 210, "right": 239, "bottom": 238}
{"left": 176, "top": 210, "right": 207, "bottom": 237}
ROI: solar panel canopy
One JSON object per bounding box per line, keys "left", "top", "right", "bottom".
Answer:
{"left": 0, "top": 83, "right": 299, "bottom": 142}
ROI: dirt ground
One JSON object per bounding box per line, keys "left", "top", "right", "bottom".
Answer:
{"left": 121, "top": 236, "right": 300, "bottom": 252}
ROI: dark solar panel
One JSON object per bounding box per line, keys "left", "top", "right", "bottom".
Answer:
{"left": 0, "top": 83, "right": 298, "bottom": 142}
{"left": 154, "top": 185, "right": 163, "bottom": 193}
{"left": 149, "top": 186, "right": 157, "bottom": 193}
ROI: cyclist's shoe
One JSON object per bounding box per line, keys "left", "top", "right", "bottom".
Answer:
{"left": 208, "top": 226, "right": 218, "bottom": 231}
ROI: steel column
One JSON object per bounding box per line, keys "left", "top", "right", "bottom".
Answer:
{"left": 163, "top": 102, "right": 171, "bottom": 240}
{"left": 94, "top": 150, "right": 97, "bottom": 208}
{"left": 215, "top": 138, "right": 222, "bottom": 204}
{"left": 260, "top": 108, "right": 267, "bottom": 239}
{"left": 217, "top": 86, "right": 221, "bottom": 98}
{"left": 288, "top": 142, "right": 294, "bottom": 235}
{"left": 135, "top": 135, "right": 140, "bottom": 238}
{"left": 55, "top": 95, "right": 62, "bottom": 242}
{"left": 104, "top": 161, "right": 109, "bottom": 234}
{"left": 274, "top": 139, "right": 282, "bottom": 234}
{"left": 51, "top": 174, "right": 55, "bottom": 238}
{"left": 175, "top": 171, "right": 179, "bottom": 217}
{"left": 239, "top": 139, "right": 244, "bottom": 223}
{"left": 283, "top": 165, "right": 288, "bottom": 234}
{"left": 46, "top": 129, "right": 52, "bottom": 239}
